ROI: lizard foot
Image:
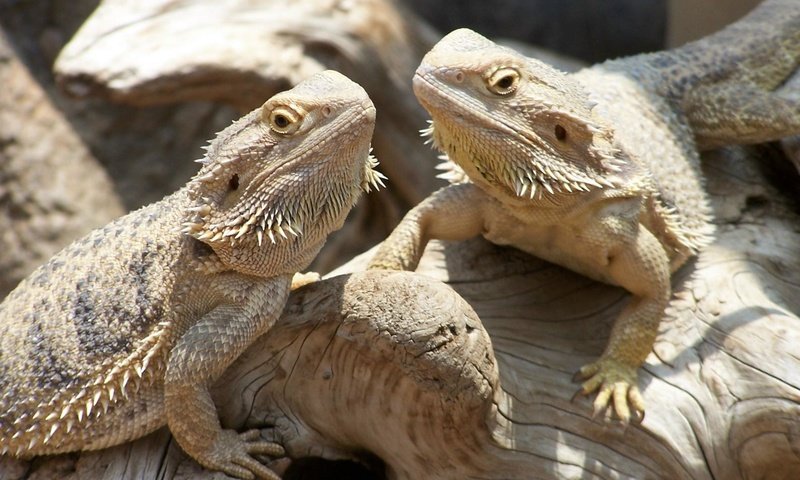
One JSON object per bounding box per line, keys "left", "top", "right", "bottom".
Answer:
{"left": 573, "top": 358, "right": 645, "bottom": 424}
{"left": 291, "top": 271, "right": 320, "bottom": 290}
{"left": 203, "top": 429, "right": 285, "bottom": 480}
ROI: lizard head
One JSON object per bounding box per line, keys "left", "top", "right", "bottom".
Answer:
{"left": 182, "top": 70, "right": 384, "bottom": 276}
{"left": 413, "top": 28, "right": 624, "bottom": 202}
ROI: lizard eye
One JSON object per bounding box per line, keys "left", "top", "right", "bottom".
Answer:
{"left": 267, "top": 106, "right": 302, "bottom": 134}
{"left": 486, "top": 67, "right": 520, "bottom": 96}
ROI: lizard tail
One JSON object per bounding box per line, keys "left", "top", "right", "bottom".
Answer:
{"left": 662, "top": 0, "right": 800, "bottom": 149}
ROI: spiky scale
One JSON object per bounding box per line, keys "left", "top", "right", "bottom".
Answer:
{"left": 48, "top": 424, "right": 58, "bottom": 441}
{"left": 234, "top": 224, "right": 249, "bottom": 239}
{"left": 122, "top": 371, "right": 131, "bottom": 392}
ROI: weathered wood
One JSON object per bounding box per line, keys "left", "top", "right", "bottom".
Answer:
{"left": 0, "top": 0, "right": 253, "bottom": 274}
{"left": 0, "top": 29, "right": 124, "bottom": 299}
{"left": 3, "top": 141, "right": 799, "bottom": 479}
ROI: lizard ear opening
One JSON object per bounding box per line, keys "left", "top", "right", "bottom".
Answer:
{"left": 228, "top": 174, "right": 240, "bottom": 191}
{"left": 554, "top": 124, "right": 567, "bottom": 141}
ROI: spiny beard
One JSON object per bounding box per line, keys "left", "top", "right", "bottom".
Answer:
{"left": 420, "top": 118, "right": 623, "bottom": 200}
{"left": 361, "top": 151, "right": 387, "bottom": 193}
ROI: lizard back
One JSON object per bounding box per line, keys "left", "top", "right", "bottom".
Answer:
{"left": 574, "top": 67, "right": 714, "bottom": 263}
{"left": 0, "top": 192, "right": 189, "bottom": 454}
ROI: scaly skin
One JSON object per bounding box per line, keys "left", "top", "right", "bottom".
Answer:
{"left": 369, "top": 0, "right": 800, "bottom": 422}
{"left": 0, "top": 70, "right": 384, "bottom": 479}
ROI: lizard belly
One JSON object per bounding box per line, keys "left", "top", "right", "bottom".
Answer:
{"left": 483, "top": 215, "right": 619, "bottom": 286}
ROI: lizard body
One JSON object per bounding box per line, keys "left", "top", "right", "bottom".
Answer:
{"left": 0, "top": 70, "right": 383, "bottom": 479}
{"left": 369, "top": 0, "right": 800, "bottom": 421}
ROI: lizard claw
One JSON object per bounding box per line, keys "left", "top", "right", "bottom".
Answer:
{"left": 573, "top": 358, "right": 645, "bottom": 424}
{"left": 204, "top": 429, "right": 285, "bottom": 480}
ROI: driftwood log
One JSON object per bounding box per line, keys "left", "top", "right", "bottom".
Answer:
{"left": 0, "top": 0, "right": 256, "bottom": 297}
{"left": 3, "top": 139, "right": 799, "bottom": 478}
{"left": 52, "top": 0, "right": 444, "bottom": 272}
{"left": 0, "top": 30, "right": 124, "bottom": 298}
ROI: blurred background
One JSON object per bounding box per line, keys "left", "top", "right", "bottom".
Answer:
{"left": 0, "top": 0, "right": 762, "bottom": 298}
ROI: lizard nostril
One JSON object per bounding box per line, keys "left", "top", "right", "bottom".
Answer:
{"left": 453, "top": 70, "right": 465, "bottom": 83}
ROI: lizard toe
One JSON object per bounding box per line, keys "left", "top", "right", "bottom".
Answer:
{"left": 576, "top": 361, "right": 601, "bottom": 382}
{"left": 628, "top": 386, "right": 646, "bottom": 424}
{"left": 290, "top": 271, "right": 320, "bottom": 290}
{"left": 577, "top": 358, "right": 644, "bottom": 424}
{"left": 239, "top": 429, "right": 285, "bottom": 456}
{"left": 206, "top": 429, "right": 284, "bottom": 480}
{"left": 590, "top": 383, "right": 615, "bottom": 420}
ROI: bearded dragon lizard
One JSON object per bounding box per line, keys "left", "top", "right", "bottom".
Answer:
{"left": 369, "top": 0, "right": 800, "bottom": 422}
{"left": 0, "top": 70, "right": 385, "bottom": 479}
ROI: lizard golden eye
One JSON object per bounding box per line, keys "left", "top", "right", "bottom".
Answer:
{"left": 487, "top": 68, "right": 520, "bottom": 96}
{"left": 555, "top": 124, "right": 567, "bottom": 141}
{"left": 267, "top": 107, "right": 301, "bottom": 134}
{"left": 274, "top": 114, "right": 289, "bottom": 128}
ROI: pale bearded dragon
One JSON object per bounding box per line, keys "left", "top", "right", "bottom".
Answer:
{"left": 369, "top": 0, "right": 800, "bottom": 422}
{"left": 0, "top": 70, "right": 385, "bottom": 479}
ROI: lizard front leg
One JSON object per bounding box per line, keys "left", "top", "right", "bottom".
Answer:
{"left": 575, "top": 218, "right": 671, "bottom": 423}
{"left": 368, "top": 183, "right": 488, "bottom": 271}
{"left": 165, "top": 274, "right": 291, "bottom": 479}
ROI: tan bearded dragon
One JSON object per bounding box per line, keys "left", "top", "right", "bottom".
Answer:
{"left": 0, "top": 70, "right": 384, "bottom": 479}
{"left": 369, "top": 0, "right": 800, "bottom": 422}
